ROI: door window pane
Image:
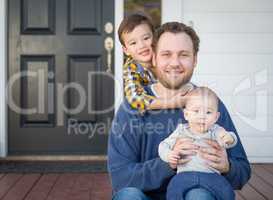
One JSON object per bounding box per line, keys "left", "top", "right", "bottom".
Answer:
{"left": 124, "top": 0, "right": 161, "bottom": 28}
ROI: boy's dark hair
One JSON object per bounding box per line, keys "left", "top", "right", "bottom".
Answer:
{"left": 154, "top": 22, "right": 200, "bottom": 55}
{"left": 118, "top": 13, "right": 155, "bottom": 46}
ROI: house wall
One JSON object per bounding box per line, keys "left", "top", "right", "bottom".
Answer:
{"left": 180, "top": 0, "right": 273, "bottom": 162}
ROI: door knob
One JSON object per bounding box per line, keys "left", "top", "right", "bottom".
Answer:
{"left": 104, "top": 37, "right": 114, "bottom": 73}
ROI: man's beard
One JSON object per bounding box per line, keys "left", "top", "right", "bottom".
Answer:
{"left": 157, "top": 71, "right": 194, "bottom": 90}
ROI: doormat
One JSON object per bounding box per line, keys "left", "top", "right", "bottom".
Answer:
{"left": 0, "top": 161, "right": 107, "bottom": 173}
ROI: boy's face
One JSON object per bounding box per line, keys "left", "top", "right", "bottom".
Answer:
{"left": 184, "top": 95, "right": 220, "bottom": 133}
{"left": 122, "top": 23, "right": 153, "bottom": 64}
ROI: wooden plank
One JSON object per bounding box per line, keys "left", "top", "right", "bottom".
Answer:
{"left": 2, "top": 174, "right": 41, "bottom": 200}
{"left": 247, "top": 172, "right": 273, "bottom": 199}
{"left": 46, "top": 173, "right": 78, "bottom": 200}
{"left": 235, "top": 191, "right": 245, "bottom": 200}
{"left": 90, "top": 173, "right": 111, "bottom": 200}
{"left": 65, "top": 173, "right": 93, "bottom": 200}
{"left": 252, "top": 164, "right": 273, "bottom": 187}
{"left": 0, "top": 174, "right": 23, "bottom": 199}
{"left": 0, "top": 173, "right": 5, "bottom": 180}
{"left": 262, "top": 163, "right": 273, "bottom": 175}
{"left": 239, "top": 182, "right": 266, "bottom": 200}
{"left": 24, "top": 174, "right": 59, "bottom": 200}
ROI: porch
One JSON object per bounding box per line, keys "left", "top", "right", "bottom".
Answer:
{"left": 0, "top": 164, "right": 272, "bottom": 200}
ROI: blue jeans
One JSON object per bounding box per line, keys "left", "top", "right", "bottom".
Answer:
{"left": 112, "top": 187, "right": 151, "bottom": 200}
{"left": 112, "top": 187, "right": 215, "bottom": 200}
{"left": 167, "top": 172, "right": 234, "bottom": 200}
{"left": 184, "top": 188, "right": 216, "bottom": 200}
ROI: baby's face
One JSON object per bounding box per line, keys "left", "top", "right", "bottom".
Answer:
{"left": 184, "top": 95, "right": 219, "bottom": 133}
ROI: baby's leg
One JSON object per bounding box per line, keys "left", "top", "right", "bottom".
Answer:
{"left": 199, "top": 173, "right": 235, "bottom": 200}
{"left": 166, "top": 172, "right": 199, "bottom": 200}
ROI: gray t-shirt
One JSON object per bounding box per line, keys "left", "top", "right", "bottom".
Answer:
{"left": 158, "top": 123, "right": 237, "bottom": 174}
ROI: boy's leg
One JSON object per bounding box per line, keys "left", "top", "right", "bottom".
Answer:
{"left": 199, "top": 173, "right": 235, "bottom": 200}
{"left": 166, "top": 172, "right": 198, "bottom": 200}
{"left": 112, "top": 187, "right": 151, "bottom": 200}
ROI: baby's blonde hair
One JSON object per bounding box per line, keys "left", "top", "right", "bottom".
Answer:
{"left": 186, "top": 87, "right": 219, "bottom": 109}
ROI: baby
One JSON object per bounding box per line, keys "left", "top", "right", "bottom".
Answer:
{"left": 159, "top": 86, "right": 237, "bottom": 200}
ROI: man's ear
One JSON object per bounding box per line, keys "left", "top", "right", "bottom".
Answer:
{"left": 193, "top": 55, "right": 198, "bottom": 68}
{"left": 122, "top": 46, "right": 130, "bottom": 56}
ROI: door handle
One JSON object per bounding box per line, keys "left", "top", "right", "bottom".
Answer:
{"left": 104, "top": 37, "right": 114, "bottom": 73}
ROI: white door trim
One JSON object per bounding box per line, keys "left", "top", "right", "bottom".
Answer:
{"left": 114, "top": 0, "right": 124, "bottom": 111}
{"left": 0, "top": 0, "right": 7, "bottom": 157}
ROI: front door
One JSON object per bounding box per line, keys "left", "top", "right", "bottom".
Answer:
{"left": 8, "top": 0, "right": 114, "bottom": 155}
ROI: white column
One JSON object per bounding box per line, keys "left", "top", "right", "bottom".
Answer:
{"left": 161, "top": 0, "right": 183, "bottom": 23}
{"left": 0, "top": 0, "right": 7, "bottom": 157}
{"left": 114, "top": 0, "right": 124, "bottom": 112}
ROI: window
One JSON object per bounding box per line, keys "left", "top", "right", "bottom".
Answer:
{"left": 124, "top": 0, "right": 161, "bottom": 28}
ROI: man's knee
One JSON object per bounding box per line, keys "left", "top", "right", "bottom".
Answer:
{"left": 112, "top": 187, "right": 149, "bottom": 200}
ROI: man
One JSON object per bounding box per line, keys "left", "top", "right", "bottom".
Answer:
{"left": 108, "top": 22, "right": 251, "bottom": 200}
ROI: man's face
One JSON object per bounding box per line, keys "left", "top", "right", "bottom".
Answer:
{"left": 153, "top": 32, "right": 197, "bottom": 89}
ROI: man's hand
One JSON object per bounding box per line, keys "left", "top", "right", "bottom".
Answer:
{"left": 199, "top": 139, "right": 230, "bottom": 173}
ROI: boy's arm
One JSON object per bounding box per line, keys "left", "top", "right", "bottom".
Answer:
{"left": 217, "top": 100, "right": 251, "bottom": 189}
{"left": 123, "top": 61, "right": 192, "bottom": 112}
{"left": 123, "top": 61, "right": 155, "bottom": 112}
{"left": 107, "top": 104, "right": 175, "bottom": 193}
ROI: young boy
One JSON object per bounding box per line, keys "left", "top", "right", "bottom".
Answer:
{"left": 118, "top": 13, "right": 192, "bottom": 113}
{"left": 158, "top": 87, "right": 237, "bottom": 200}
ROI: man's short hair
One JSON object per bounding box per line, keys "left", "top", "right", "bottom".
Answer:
{"left": 154, "top": 22, "right": 200, "bottom": 55}
{"left": 118, "top": 13, "right": 155, "bottom": 46}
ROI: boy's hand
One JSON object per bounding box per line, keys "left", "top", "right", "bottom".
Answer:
{"left": 218, "top": 128, "right": 234, "bottom": 146}
{"left": 169, "top": 83, "right": 194, "bottom": 108}
{"left": 169, "top": 93, "right": 188, "bottom": 108}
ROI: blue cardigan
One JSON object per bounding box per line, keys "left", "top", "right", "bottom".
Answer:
{"left": 107, "top": 87, "right": 251, "bottom": 199}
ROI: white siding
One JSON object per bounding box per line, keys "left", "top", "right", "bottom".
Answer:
{"left": 182, "top": 0, "right": 273, "bottom": 162}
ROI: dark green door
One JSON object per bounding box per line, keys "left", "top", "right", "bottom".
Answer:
{"left": 8, "top": 0, "right": 114, "bottom": 155}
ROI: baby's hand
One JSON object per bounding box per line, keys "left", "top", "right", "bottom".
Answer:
{"left": 168, "top": 150, "right": 180, "bottom": 169}
{"left": 218, "top": 128, "right": 235, "bottom": 146}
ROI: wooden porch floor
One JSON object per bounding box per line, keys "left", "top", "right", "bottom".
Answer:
{"left": 0, "top": 164, "right": 272, "bottom": 200}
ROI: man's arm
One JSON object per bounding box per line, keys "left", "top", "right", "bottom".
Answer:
{"left": 107, "top": 103, "right": 175, "bottom": 193}
{"left": 216, "top": 100, "right": 251, "bottom": 189}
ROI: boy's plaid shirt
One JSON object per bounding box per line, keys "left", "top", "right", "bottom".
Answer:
{"left": 123, "top": 58, "right": 156, "bottom": 113}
